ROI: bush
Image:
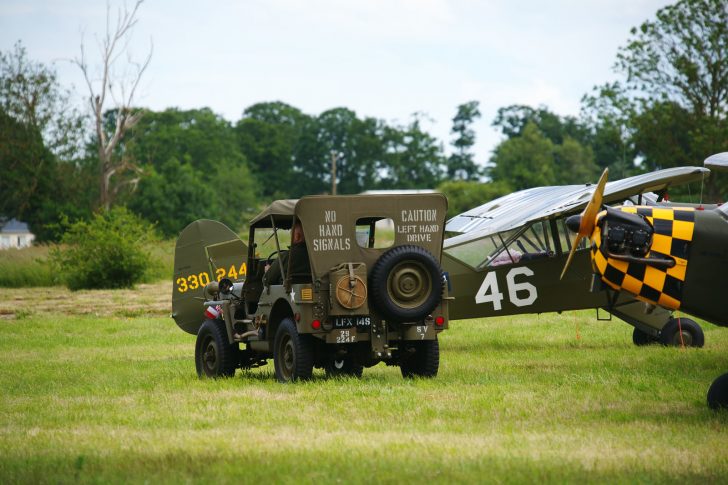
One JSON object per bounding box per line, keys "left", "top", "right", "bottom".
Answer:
{"left": 51, "top": 207, "right": 157, "bottom": 290}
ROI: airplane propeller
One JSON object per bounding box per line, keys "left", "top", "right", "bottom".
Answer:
{"left": 560, "top": 168, "right": 609, "bottom": 280}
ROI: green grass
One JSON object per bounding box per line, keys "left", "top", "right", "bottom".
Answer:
{"left": 0, "top": 245, "right": 56, "bottom": 287}
{"left": 141, "top": 239, "right": 175, "bottom": 283}
{"left": 0, "top": 241, "right": 174, "bottom": 288}
{"left": 0, "top": 309, "right": 726, "bottom": 483}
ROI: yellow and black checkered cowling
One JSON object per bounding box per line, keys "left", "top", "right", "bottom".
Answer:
{"left": 590, "top": 206, "right": 696, "bottom": 310}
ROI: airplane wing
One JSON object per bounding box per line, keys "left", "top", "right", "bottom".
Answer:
{"left": 705, "top": 152, "right": 728, "bottom": 172}
{"left": 445, "top": 166, "right": 710, "bottom": 238}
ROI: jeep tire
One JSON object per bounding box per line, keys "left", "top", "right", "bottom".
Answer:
{"left": 195, "top": 319, "right": 239, "bottom": 378}
{"left": 400, "top": 338, "right": 439, "bottom": 378}
{"left": 370, "top": 245, "right": 443, "bottom": 322}
{"left": 273, "top": 318, "right": 314, "bottom": 382}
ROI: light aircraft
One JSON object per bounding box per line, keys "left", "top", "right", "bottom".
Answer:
{"left": 441, "top": 165, "right": 713, "bottom": 348}
{"left": 560, "top": 153, "right": 728, "bottom": 410}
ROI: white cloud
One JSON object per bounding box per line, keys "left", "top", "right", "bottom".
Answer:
{"left": 0, "top": 0, "right": 674, "bottom": 164}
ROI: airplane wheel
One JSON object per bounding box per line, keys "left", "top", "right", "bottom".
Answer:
{"left": 400, "top": 339, "right": 439, "bottom": 378}
{"left": 632, "top": 327, "right": 656, "bottom": 346}
{"left": 659, "top": 317, "right": 704, "bottom": 348}
{"left": 273, "top": 318, "right": 314, "bottom": 382}
{"left": 195, "top": 319, "right": 239, "bottom": 378}
{"left": 707, "top": 373, "right": 728, "bottom": 410}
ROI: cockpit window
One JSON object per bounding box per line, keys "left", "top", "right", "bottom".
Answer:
{"left": 445, "top": 220, "right": 556, "bottom": 270}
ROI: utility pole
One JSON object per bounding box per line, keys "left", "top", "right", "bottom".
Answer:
{"left": 330, "top": 150, "right": 338, "bottom": 195}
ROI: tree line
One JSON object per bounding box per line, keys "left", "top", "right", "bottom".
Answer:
{"left": 1, "top": 0, "right": 726, "bottom": 241}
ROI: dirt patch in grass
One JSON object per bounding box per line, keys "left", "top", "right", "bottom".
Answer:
{"left": 0, "top": 282, "right": 171, "bottom": 320}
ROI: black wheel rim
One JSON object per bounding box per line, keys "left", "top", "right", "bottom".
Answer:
{"left": 202, "top": 335, "right": 218, "bottom": 376}
{"left": 278, "top": 334, "right": 295, "bottom": 380}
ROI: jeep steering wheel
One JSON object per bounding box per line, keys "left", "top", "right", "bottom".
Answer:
{"left": 266, "top": 250, "right": 280, "bottom": 264}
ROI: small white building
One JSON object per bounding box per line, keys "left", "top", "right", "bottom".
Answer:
{"left": 0, "top": 219, "right": 35, "bottom": 249}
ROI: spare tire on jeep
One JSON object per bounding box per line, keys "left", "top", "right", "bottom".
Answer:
{"left": 369, "top": 245, "right": 443, "bottom": 322}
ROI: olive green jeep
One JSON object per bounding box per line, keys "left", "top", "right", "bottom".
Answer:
{"left": 172, "top": 194, "right": 450, "bottom": 382}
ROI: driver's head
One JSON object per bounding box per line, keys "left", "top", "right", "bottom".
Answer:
{"left": 292, "top": 221, "right": 305, "bottom": 245}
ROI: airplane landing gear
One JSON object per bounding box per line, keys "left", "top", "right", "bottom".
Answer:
{"left": 707, "top": 373, "right": 728, "bottom": 410}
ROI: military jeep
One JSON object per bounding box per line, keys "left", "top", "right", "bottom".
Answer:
{"left": 172, "top": 194, "right": 450, "bottom": 382}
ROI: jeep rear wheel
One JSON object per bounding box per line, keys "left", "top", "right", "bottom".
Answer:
{"left": 273, "top": 318, "right": 314, "bottom": 382}
{"left": 400, "top": 338, "right": 439, "bottom": 378}
{"left": 370, "top": 245, "right": 443, "bottom": 322}
{"left": 195, "top": 319, "right": 239, "bottom": 378}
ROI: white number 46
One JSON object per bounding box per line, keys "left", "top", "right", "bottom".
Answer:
{"left": 475, "top": 267, "right": 537, "bottom": 311}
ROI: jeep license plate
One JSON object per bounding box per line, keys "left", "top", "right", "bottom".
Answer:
{"left": 333, "top": 316, "right": 371, "bottom": 330}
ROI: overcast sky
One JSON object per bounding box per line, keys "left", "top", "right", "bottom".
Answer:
{"left": 0, "top": 0, "right": 672, "bottom": 165}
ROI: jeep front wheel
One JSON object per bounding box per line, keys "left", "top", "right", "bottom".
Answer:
{"left": 273, "top": 318, "right": 314, "bottom": 382}
{"left": 195, "top": 319, "right": 239, "bottom": 378}
{"left": 370, "top": 245, "right": 443, "bottom": 322}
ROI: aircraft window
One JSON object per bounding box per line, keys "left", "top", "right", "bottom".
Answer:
{"left": 444, "top": 233, "right": 502, "bottom": 269}
{"left": 355, "top": 217, "right": 394, "bottom": 249}
{"left": 489, "top": 222, "right": 554, "bottom": 267}
{"left": 445, "top": 222, "right": 557, "bottom": 270}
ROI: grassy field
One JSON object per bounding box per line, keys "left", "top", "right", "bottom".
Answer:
{"left": 1, "top": 283, "right": 726, "bottom": 483}
{"left": 0, "top": 242, "right": 175, "bottom": 288}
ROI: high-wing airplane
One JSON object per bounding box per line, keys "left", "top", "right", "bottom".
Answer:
{"left": 560, "top": 153, "right": 728, "bottom": 410}
{"left": 441, "top": 165, "right": 713, "bottom": 348}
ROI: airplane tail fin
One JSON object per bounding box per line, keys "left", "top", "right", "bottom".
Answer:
{"left": 172, "top": 220, "right": 247, "bottom": 335}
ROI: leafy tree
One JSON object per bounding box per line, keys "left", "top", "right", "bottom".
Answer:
{"left": 437, "top": 180, "right": 512, "bottom": 219}
{"left": 129, "top": 108, "right": 243, "bottom": 171}
{"left": 554, "top": 136, "right": 599, "bottom": 184}
{"left": 0, "top": 108, "right": 53, "bottom": 219}
{"left": 125, "top": 107, "right": 259, "bottom": 235}
{"left": 0, "top": 41, "right": 85, "bottom": 161}
{"left": 0, "top": 42, "right": 91, "bottom": 239}
{"left": 616, "top": 0, "right": 728, "bottom": 121}
{"left": 0, "top": 108, "right": 93, "bottom": 241}
{"left": 448, "top": 101, "right": 481, "bottom": 180}
{"left": 127, "top": 158, "right": 217, "bottom": 237}
{"left": 488, "top": 122, "right": 556, "bottom": 190}
{"left": 381, "top": 114, "right": 445, "bottom": 189}
{"left": 314, "top": 107, "right": 379, "bottom": 195}
{"left": 236, "top": 102, "right": 308, "bottom": 199}
{"left": 580, "top": 82, "right": 637, "bottom": 177}
{"left": 584, "top": 0, "right": 728, "bottom": 196}
{"left": 293, "top": 108, "right": 385, "bottom": 196}
{"left": 493, "top": 104, "right": 588, "bottom": 147}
